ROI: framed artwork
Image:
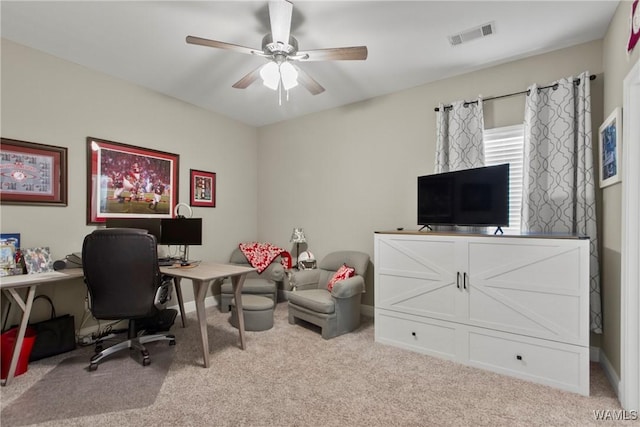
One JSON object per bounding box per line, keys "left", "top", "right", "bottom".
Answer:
{"left": 628, "top": 0, "right": 639, "bottom": 53}
{"left": 189, "top": 169, "right": 216, "bottom": 207}
{"left": 598, "top": 108, "right": 622, "bottom": 188}
{"left": 86, "top": 137, "right": 179, "bottom": 224}
{"left": 0, "top": 233, "right": 21, "bottom": 277}
{"left": 22, "top": 247, "right": 54, "bottom": 274}
{"left": 0, "top": 138, "right": 68, "bottom": 206}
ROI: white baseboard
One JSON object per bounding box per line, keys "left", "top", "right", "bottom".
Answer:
{"left": 591, "top": 346, "right": 621, "bottom": 398}
{"left": 361, "top": 304, "right": 374, "bottom": 318}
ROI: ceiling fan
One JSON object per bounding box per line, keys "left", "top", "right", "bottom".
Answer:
{"left": 186, "top": 0, "right": 368, "bottom": 96}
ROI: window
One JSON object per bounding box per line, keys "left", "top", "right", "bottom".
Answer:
{"left": 484, "top": 124, "right": 524, "bottom": 233}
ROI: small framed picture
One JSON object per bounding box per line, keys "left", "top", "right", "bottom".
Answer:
{"left": 0, "top": 233, "right": 21, "bottom": 277}
{"left": 190, "top": 169, "right": 216, "bottom": 208}
{"left": 598, "top": 108, "right": 622, "bottom": 188}
{"left": 22, "top": 247, "right": 54, "bottom": 274}
{"left": 0, "top": 138, "right": 68, "bottom": 206}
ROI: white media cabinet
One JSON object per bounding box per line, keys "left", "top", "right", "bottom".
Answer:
{"left": 374, "top": 231, "right": 590, "bottom": 395}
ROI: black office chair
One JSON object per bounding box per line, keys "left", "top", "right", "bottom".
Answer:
{"left": 82, "top": 228, "right": 176, "bottom": 371}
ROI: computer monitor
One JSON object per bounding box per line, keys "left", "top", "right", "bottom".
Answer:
{"left": 105, "top": 218, "right": 162, "bottom": 242}
{"left": 159, "top": 218, "right": 202, "bottom": 261}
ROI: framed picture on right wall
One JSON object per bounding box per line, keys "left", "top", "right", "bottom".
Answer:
{"left": 598, "top": 107, "right": 622, "bottom": 188}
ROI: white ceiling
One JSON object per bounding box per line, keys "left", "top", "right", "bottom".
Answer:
{"left": 1, "top": 1, "right": 618, "bottom": 127}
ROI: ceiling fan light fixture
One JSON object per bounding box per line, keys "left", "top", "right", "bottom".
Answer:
{"left": 280, "top": 62, "right": 298, "bottom": 90}
{"left": 260, "top": 62, "right": 280, "bottom": 90}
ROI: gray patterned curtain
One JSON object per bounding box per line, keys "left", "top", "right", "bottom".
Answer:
{"left": 435, "top": 99, "right": 485, "bottom": 173}
{"left": 522, "top": 71, "right": 602, "bottom": 333}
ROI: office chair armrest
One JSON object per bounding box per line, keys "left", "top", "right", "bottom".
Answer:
{"left": 154, "top": 276, "right": 174, "bottom": 309}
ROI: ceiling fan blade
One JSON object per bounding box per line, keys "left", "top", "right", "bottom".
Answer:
{"left": 232, "top": 64, "right": 264, "bottom": 89}
{"left": 186, "top": 35, "right": 257, "bottom": 56}
{"left": 295, "top": 66, "right": 325, "bottom": 95}
{"left": 268, "top": 0, "right": 293, "bottom": 46}
{"left": 297, "top": 46, "right": 368, "bottom": 61}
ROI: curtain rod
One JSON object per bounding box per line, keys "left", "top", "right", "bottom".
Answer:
{"left": 434, "top": 74, "right": 596, "bottom": 112}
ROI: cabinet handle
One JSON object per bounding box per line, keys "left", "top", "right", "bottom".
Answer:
{"left": 463, "top": 272, "right": 468, "bottom": 290}
{"left": 456, "top": 272, "right": 461, "bottom": 289}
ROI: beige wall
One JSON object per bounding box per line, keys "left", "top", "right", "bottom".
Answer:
{"left": 2, "top": 7, "right": 632, "bottom": 374}
{"left": 257, "top": 40, "right": 604, "bottom": 309}
{"left": 1, "top": 39, "right": 258, "bottom": 325}
{"left": 600, "top": 0, "right": 640, "bottom": 378}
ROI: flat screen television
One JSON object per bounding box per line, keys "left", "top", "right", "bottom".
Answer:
{"left": 417, "top": 164, "right": 509, "bottom": 231}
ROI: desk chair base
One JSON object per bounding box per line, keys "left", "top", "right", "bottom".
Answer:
{"left": 89, "top": 334, "right": 176, "bottom": 371}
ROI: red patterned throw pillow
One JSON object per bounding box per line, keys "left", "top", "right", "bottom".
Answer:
{"left": 327, "top": 264, "right": 355, "bottom": 291}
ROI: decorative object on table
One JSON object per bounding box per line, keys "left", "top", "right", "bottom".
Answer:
{"left": 0, "top": 138, "right": 68, "bottom": 206}
{"left": 598, "top": 107, "right": 622, "bottom": 188}
{"left": 289, "top": 227, "right": 306, "bottom": 267}
{"left": 53, "top": 252, "right": 83, "bottom": 271}
{"left": 0, "top": 233, "right": 21, "bottom": 276}
{"left": 26, "top": 295, "right": 76, "bottom": 361}
{"left": 173, "top": 202, "right": 193, "bottom": 218}
{"left": 297, "top": 250, "right": 316, "bottom": 270}
{"left": 21, "top": 247, "right": 54, "bottom": 274}
{"left": 629, "top": 0, "right": 639, "bottom": 53}
{"left": 189, "top": 169, "right": 216, "bottom": 208}
{"left": 86, "top": 137, "right": 179, "bottom": 224}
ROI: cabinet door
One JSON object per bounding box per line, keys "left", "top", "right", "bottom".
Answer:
{"left": 465, "top": 237, "right": 589, "bottom": 345}
{"left": 375, "top": 234, "right": 467, "bottom": 321}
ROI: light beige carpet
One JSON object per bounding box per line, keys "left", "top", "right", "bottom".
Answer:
{"left": 0, "top": 302, "right": 629, "bottom": 426}
{"left": 1, "top": 340, "right": 174, "bottom": 426}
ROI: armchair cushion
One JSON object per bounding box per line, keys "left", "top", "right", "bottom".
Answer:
{"left": 327, "top": 264, "right": 355, "bottom": 291}
{"left": 288, "top": 289, "right": 334, "bottom": 314}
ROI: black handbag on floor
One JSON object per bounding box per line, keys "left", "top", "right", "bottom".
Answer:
{"left": 28, "top": 295, "right": 76, "bottom": 361}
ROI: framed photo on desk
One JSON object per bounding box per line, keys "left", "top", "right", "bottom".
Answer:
{"left": 86, "top": 137, "right": 179, "bottom": 224}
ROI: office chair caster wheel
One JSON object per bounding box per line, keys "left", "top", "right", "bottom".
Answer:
{"left": 89, "top": 363, "right": 98, "bottom": 371}
{"left": 169, "top": 338, "right": 176, "bottom": 346}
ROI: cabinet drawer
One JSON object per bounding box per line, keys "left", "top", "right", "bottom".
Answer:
{"left": 467, "top": 329, "right": 589, "bottom": 395}
{"left": 375, "top": 310, "right": 458, "bottom": 360}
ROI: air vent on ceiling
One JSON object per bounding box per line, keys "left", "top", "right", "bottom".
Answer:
{"left": 448, "top": 22, "right": 495, "bottom": 46}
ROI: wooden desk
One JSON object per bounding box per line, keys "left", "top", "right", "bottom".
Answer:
{"left": 160, "top": 262, "right": 255, "bottom": 368}
{"left": 0, "top": 268, "right": 84, "bottom": 386}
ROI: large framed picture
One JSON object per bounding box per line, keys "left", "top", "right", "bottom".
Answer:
{"left": 598, "top": 108, "right": 622, "bottom": 188}
{"left": 0, "top": 138, "right": 68, "bottom": 206}
{"left": 86, "top": 137, "right": 179, "bottom": 224}
{"left": 190, "top": 169, "right": 216, "bottom": 208}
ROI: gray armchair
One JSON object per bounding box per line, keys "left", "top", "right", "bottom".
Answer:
{"left": 287, "top": 250, "right": 369, "bottom": 339}
{"left": 219, "top": 247, "right": 285, "bottom": 313}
